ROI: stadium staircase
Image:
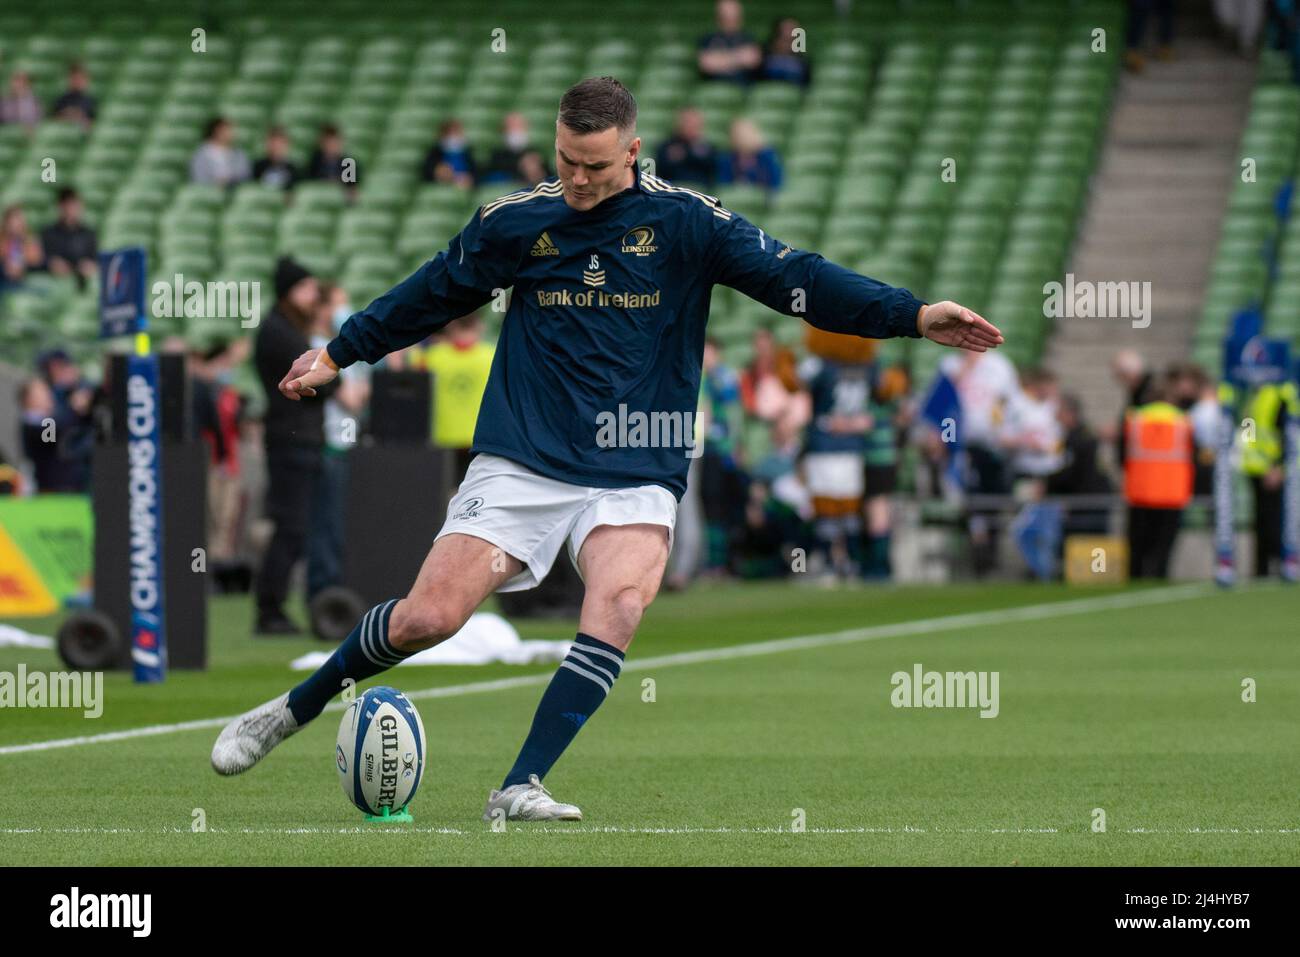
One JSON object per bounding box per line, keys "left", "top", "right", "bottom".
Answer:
{"left": 1046, "top": 15, "right": 1255, "bottom": 429}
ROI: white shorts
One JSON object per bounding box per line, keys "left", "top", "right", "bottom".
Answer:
{"left": 436, "top": 453, "right": 678, "bottom": 592}
{"left": 804, "top": 452, "right": 865, "bottom": 500}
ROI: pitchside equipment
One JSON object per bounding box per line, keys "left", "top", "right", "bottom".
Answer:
{"left": 307, "top": 370, "right": 450, "bottom": 640}
{"left": 336, "top": 686, "right": 426, "bottom": 822}
{"left": 1217, "top": 317, "right": 1300, "bottom": 585}
{"left": 104, "top": 247, "right": 165, "bottom": 680}
{"left": 57, "top": 250, "right": 208, "bottom": 677}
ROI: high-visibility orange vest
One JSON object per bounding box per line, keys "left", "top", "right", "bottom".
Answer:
{"left": 1124, "top": 401, "right": 1193, "bottom": 508}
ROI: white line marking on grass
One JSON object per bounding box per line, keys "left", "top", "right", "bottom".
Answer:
{"left": 0, "top": 582, "right": 1219, "bottom": 757}
{"left": 1, "top": 825, "right": 1297, "bottom": 836}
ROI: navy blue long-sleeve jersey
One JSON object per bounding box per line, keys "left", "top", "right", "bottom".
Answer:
{"left": 326, "top": 166, "right": 924, "bottom": 498}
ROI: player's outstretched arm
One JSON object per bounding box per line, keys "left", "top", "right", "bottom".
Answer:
{"left": 705, "top": 211, "right": 1004, "bottom": 352}
{"left": 917, "top": 300, "right": 1004, "bottom": 353}
{"left": 316, "top": 206, "right": 518, "bottom": 375}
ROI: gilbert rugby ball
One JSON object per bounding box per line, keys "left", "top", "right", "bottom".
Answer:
{"left": 336, "top": 686, "right": 426, "bottom": 816}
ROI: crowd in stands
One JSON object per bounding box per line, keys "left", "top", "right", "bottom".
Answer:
{"left": 1, "top": 188, "right": 98, "bottom": 294}
{"left": 6, "top": 0, "right": 1298, "bottom": 607}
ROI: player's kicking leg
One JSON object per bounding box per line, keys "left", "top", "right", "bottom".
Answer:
{"left": 484, "top": 522, "right": 669, "bottom": 822}
{"left": 211, "top": 533, "right": 520, "bottom": 774}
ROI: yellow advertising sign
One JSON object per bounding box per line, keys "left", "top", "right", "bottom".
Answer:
{"left": 0, "top": 523, "right": 57, "bottom": 617}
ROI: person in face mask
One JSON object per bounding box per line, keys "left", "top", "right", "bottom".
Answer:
{"left": 484, "top": 112, "right": 553, "bottom": 185}
{"left": 253, "top": 258, "right": 335, "bottom": 634}
{"left": 421, "top": 118, "right": 478, "bottom": 188}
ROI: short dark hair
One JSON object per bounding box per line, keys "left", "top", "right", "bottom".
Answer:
{"left": 557, "top": 76, "right": 637, "bottom": 140}
{"left": 57, "top": 187, "right": 79, "bottom": 204}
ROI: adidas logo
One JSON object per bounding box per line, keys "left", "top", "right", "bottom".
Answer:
{"left": 531, "top": 231, "right": 560, "bottom": 257}
{"left": 561, "top": 712, "right": 588, "bottom": 729}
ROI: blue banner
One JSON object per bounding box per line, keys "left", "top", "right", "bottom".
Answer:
{"left": 1224, "top": 334, "right": 1291, "bottom": 388}
{"left": 125, "top": 353, "right": 166, "bottom": 682}
{"left": 99, "top": 247, "right": 147, "bottom": 339}
{"left": 920, "top": 371, "right": 962, "bottom": 493}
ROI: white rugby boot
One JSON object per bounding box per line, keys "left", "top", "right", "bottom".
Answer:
{"left": 211, "top": 692, "right": 301, "bottom": 775}
{"left": 482, "top": 773, "right": 583, "bottom": 822}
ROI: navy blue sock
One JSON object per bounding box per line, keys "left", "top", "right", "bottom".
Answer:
{"left": 286, "top": 599, "right": 410, "bottom": 724}
{"left": 502, "top": 633, "right": 624, "bottom": 788}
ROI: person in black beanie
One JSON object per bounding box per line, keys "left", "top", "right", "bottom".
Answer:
{"left": 253, "top": 257, "right": 336, "bottom": 634}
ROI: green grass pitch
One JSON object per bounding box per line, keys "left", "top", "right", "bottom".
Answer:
{"left": 1, "top": 581, "right": 1297, "bottom": 866}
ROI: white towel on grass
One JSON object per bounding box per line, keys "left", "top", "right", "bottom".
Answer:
{"left": 289, "top": 612, "right": 569, "bottom": 670}
{"left": 0, "top": 624, "right": 54, "bottom": 649}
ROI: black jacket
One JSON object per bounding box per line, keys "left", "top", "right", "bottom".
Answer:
{"left": 1047, "top": 425, "right": 1113, "bottom": 496}
{"left": 255, "top": 305, "right": 338, "bottom": 449}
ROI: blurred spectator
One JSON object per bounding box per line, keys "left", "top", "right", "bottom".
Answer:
{"left": 863, "top": 363, "right": 910, "bottom": 578}
{"left": 1002, "top": 367, "right": 1063, "bottom": 481}
{"left": 308, "top": 124, "right": 354, "bottom": 186}
{"left": 31, "top": 349, "right": 95, "bottom": 493}
{"left": 1126, "top": 0, "right": 1177, "bottom": 71}
{"left": 940, "top": 349, "right": 1019, "bottom": 575}
{"left": 413, "top": 313, "right": 494, "bottom": 483}
{"left": 308, "top": 283, "right": 369, "bottom": 598}
{"left": 1213, "top": 0, "right": 1267, "bottom": 55}
{"left": 1046, "top": 393, "right": 1114, "bottom": 537}
{"left": 252, "top": 126, "right": 301, "bottom": 191}
{"left": 731, "top": 474, "right": 812, "bottom": 578}
{"left": 484, "top": 112, "right": 549, "bottom": 184}
{"left": 1105, "top": 348, "right": 1157, "bottom": 446}
{"left": 667, "top": 390, "right": 707, "bottom": 590}
{"left": 517, "top": 150, "right": 551, "bottom": 186}
{"left": 190, "top": 117, "right": 251, "bottom": 187}
{"left": 716, "top": 118, "right": 782, "bottom": 191}
{"left": 51, "top": 62, "right": 96, "bottom": 127}
{"left": 698, "top": 0, "right": 763, "bottom": 84}
{"left": 799, "top": 329, "right": 875, "bottom": 580}
{"left": 0, "top": 71, "right": 41, "bottom": 129}
{"left": 191, "top": 338, "right": 253, "bottom": 592}
{"left": 1, "top": 205, "right": 43, "bottom": 292}
{"left": 252, "top": 257, "right": 334, "bottom": 635}
{"left": 1184, "top": 363, "right": 1221, "bottom": 496}
{"left": 40, "top": 187, "right": 97, "bottom": 289}
{"left": 422, "top": 120, "right": 477, "bottom": 188}
{"left": 19, "top": 377, "right": 66, "bottom": 492}
{"left": 1047, "top": 395, "right": 1113, "bottom": 499}
{"left": 1239, "top": 377, "right": 1299, "bottom": 576}
{"left": 1267, "top": 0, "right": 1300, "bottom": 81}
{"left": 739, "top": 326, "right": 809, "bottom": 467}
{"left": 759, "top": 17, "right": 811, "bottom": 86}
{"left": 700, "top": 337, "right": 747, "bottom": 572}
{"left": 1121, "top": 373, "right": 1194, "bottom": 579}
{"left": 655, "top": 107, "right": 717, "bottom": 188}
{"left": 1004, "top": 369, "right": 1066, "bottom": 582}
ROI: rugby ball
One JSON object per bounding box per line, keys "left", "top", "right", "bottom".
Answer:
{"left": 336, "top": 686, "right": 426, "bottom": 816}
